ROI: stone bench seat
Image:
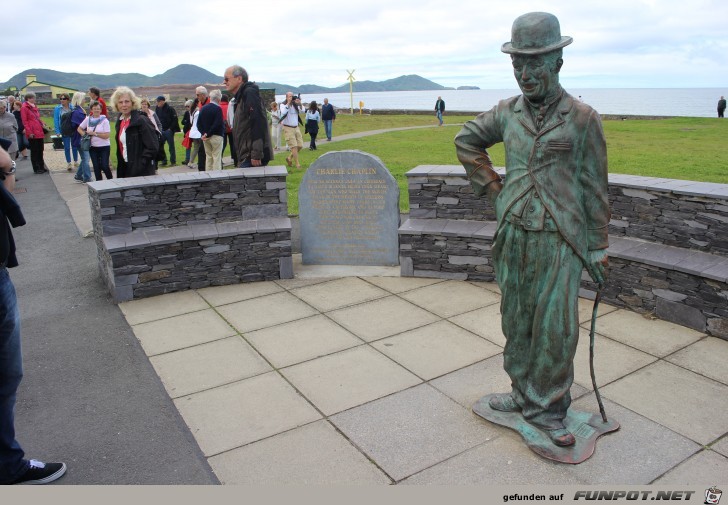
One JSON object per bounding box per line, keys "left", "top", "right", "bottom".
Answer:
{"left": 399, "top": 217, "right": 728, "bottom": 338}
{"left": 101, "top": 218, "right": 293, "bottom": 302}
{"left": 400, "top": 165, "right": 728, "bottom": 339}
{"left": 88, "top": 167, "right": 293, "bottom": 303}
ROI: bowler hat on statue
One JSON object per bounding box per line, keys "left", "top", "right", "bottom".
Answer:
{"left": 501, "top": 12, "right": 572, "bottom": 55}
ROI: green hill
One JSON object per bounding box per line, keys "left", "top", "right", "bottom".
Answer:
{"left": 1, "top": 64, "right": 221, "bottom": 90}
{"left": 2, "top": 66, "right": 449, "bottom": 94}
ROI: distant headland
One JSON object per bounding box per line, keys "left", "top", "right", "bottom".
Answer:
{"left": 0, "top": 64, "right": 480, "bottom": 94}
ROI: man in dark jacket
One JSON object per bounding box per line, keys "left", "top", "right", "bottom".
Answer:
{"left": 155, "top": 96, "right": 180, "bottom": 165}
{"left": 224, "top": 65, "right": 273, "bottom": 168}
{"left": 718, "top": 96, "right": 726, "bottom": 118}
{"left": 321, "top": 98, "right": 336, "bottom": 141}
{"left": 0, "top": 143, "right": 66, "bottom": 485}
{"left": 435, "top": 96, "right": 445, "bottom": 126}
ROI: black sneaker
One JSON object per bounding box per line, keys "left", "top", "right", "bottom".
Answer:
{"left": 11, "top": 459, "right": 67, "bottom": 485}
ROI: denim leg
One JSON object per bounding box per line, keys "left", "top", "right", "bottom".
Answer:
{"left": 76, "top": 150, "right": 92, "bottom": 181}
{"left": 163, "top": 130, "right": 176, "bottom": 164}
{"left": 62, "top": 136, "right": 71, "bottom": 163}
{"left": 0, "top": 269, "right": 27, "bottom": 484}
{"left": 324, "top": 120, "right": 332, "bottom": 140}
{"left": 71, "top": 143, "right": 78, "bottom": 163}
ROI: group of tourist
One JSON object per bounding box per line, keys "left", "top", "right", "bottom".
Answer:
{"left": 0, "top": 67, "right": 343, "bottom": 183}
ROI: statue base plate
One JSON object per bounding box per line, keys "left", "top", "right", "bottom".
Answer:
{"left": 472, "top": 393, "right": 620, "bottom": 464}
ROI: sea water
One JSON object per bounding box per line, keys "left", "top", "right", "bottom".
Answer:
{"left": 276, "top": 88, "right": 726, "bottom": 118}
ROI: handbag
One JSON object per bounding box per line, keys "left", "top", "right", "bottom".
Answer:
{"left": 80, "top": 116, "right": 98, "bottom": 152}
{"left": 181, "top": 130, "right": 191, "bottom": 149}
{"left": 80, "top": 134, "right": 91, "bottom": 152}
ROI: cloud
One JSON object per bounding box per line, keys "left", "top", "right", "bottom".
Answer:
{"left": 3, "top": 0, "right": 728, "bottom": 89}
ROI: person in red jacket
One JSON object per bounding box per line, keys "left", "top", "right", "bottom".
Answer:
{"left": 88, "top": 87, "right": 108, "bottom": 117}
{"left": 19, "top": 93, "right": 47, "bottom": 174}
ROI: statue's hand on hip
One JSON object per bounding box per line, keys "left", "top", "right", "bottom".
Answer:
{"left": 586, "top": 249, "right": 609, "bottom": 286}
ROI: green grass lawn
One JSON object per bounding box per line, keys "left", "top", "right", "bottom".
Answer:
{"left": 283, "top": 116, "right": 728, "bottom": 214}
{"left": 43, "top": 113, "right": 728, "bottom": 214}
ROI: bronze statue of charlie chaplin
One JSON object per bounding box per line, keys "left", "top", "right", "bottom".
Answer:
{"left": 456, "top": 12, "right": 617, "bottom": 462}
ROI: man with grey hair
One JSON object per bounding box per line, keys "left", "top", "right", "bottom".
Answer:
{"left": 197, "top": 89, "right": 224, "bottom": 170}
{"left": 223, "top": 65, "right": 272, "bottom": 167}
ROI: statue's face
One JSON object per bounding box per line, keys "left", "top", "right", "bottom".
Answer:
{"left": 511, "top": 53, "right": 561, "bottom": 104}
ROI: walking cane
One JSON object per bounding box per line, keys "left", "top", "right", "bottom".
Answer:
{"left": 589, "top": 284, "right": 608, "bottom": 423}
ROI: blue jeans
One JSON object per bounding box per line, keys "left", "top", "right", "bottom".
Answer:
{"left": 161, "top": 130, "right": 176, "bottom": 164}
{"left": 75, "top": 149, "right": 92, "bottom": 182}
{"left": 323, "top": 120, "right": 333, "bottom": 140}
{"left": 436, "top": 110, "right": 443, "bottom": 125}
{"left": 62, "top": 136, "right": 78, "bottom": 163}
{"left": 0, "top": 269, "right": 27, "bottom": 484}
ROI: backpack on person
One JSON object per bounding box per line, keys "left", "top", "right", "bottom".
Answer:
{"left": 60, "top": 110, "right": 75, "bottom": 136}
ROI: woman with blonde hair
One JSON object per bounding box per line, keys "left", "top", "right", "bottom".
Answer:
{"left": 110, "top": 86, "right": 158, "bottom": 178}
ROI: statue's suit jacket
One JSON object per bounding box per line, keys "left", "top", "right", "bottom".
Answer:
{"left": 455, "top": 90, "right": 610, "bottom": 263}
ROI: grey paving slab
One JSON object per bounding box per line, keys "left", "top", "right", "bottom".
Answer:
{"left": 401, "top": 434, "right": 582, "bottom": 485}
{"left": 330, "top": 383, "right": 500, "bottom": 482}
{"left": 400, "top": 280, "right": 501, "bottom": 318}
{"left": 563, "top": 396, "right": 701, "bottom": 484}
{"left": 467, "top": 280, "right": 501, "bottom": 294}
{"left": 653, "top": 449, "right": 728, "bottom": 485}
{"left": 280, "top": 345, "right": 422, "bottom": 416}
{"left": 208, "top": 420, "right": 391, "bottom": 484}
{"left": 712, "top": 437, "right": 728, "bottom": 457}
{"left": 362, "top": 276, "right": 444, "bottom": 294}
{"left": 326, "top": 295, "right": 441, "bottom": 343}
{"left": 290, "top": 277, "right": 390, "bottom": 312}
{"left": 578, "top": 297, "right": 619, "bottom": 324}
{"left": 174, "top": 372, "right": 322, "bottom": 456}
{"left": 216, "top": 291, "right": 319, "bottom": 333}
{"left": 245, "top": 314, "right": 363, "bottom": 368}
{"left": 150, "top": 336, "right": 272, "bottom": 398}
{"left": 196, "top": 281, "right": 283, "bottom": 307}
{"left": 448, "top": 304, "right": 506, "bottom": 347}
{"left": 573, "top": 329, "right": 657, "bottom": 390}
{"left": 119, "top": 290, "right": 210, "bottom": 325}
{"left": 666, "top": 337, "right": 728, "bottom": 386}
{"left": 131, "top": 308, "right": 237, "bottom": 356}
{"left": 589, "top": 309, "right": 704, "bottom": 357}
{"left": 273, "top": 276, "right": 332, "bottom": 290}
{"left": 601, "top": 361, "right": 728, "bottom": 445}
{"left": 371, "top": 320, "right": 502, "bottom": 380}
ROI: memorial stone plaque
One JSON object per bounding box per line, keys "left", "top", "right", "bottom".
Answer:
{"left": 299, "top": 150, "right": 400, "bottom": 266}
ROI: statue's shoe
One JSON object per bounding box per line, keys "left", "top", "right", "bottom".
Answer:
{"left": 488, "top": 393, "right": 521, "bottom": 412}
{"left": 543, "top": 427, "right": 576, "bottom": 447}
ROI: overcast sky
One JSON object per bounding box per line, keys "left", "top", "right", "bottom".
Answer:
{"left": 2, "top": 0, "right": 727, "bottom": 89}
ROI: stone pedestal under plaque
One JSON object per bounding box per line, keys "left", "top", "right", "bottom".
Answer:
{"left": 299, "top": 150, "right": 400, "bottom": 266}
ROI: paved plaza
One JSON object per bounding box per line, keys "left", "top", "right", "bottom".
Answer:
{"left": 10, "top": 145, "right": 728, "bottom": 484}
